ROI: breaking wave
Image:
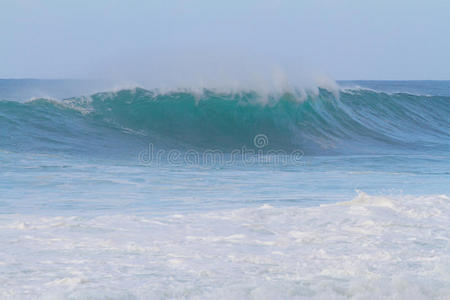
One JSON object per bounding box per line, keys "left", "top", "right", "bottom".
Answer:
{"left": 1, "top": 87, "right": 449, "bottom": 156}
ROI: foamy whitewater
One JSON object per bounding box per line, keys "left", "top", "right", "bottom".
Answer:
{"left": 0, "top": 80, "right": 449, "bottom": 299}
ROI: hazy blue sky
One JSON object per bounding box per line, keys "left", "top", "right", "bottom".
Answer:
{"left": 1, "top": 0, "right": 450, "bottom": 82}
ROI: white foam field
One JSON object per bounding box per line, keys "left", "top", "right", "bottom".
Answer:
{"left": 0, "top": 192, "right": 449, "bottom": 299}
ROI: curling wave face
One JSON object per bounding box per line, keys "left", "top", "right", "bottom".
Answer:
{"left": 1, "top": 87, "right": 449, "bottom": 156}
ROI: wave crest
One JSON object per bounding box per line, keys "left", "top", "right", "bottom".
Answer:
{"left": 1, "top": 87, "right": 449, "bottom": 155}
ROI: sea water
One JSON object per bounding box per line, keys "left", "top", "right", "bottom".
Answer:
{"left": 0, "top": 80, "right": 449, "bottom": 299}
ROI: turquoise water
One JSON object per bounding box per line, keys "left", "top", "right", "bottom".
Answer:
{"left": 0, "top": 80, "right": 449, "bottom": 299}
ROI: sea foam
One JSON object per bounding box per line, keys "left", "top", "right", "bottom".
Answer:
{"left": 0, "top": 192, "right": 448, "bottom": 299}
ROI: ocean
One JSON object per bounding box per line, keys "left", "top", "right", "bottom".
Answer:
{"left": 0, "top": 80, "right": 449, "bottom": 299}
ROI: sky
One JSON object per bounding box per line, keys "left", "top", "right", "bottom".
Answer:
{"left": 1, "top": 0, "right": 450, "bottom": 83}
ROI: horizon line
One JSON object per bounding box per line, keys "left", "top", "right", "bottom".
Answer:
{"left": 1, "top": 78, "right": 450, "bottom": 82}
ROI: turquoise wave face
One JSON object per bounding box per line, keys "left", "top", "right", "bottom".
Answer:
{"left": 1, "top": 87, "right": 449, "bottom": 156}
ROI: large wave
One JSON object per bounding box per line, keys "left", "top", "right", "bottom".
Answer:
{"left": 1, "top": 87, "right": 449, "bottom": 156}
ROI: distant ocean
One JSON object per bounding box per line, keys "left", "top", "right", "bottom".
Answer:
{"left": 0, "top": 79, "right": 449, "bottom": 299}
